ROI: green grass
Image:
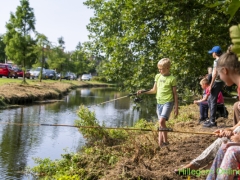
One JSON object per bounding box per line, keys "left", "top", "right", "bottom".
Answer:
{"left": 0, "top": 78, "right": 23, "bottom": 85}
{"left": 0, "top": 77, "right": 113, "bottom": 86}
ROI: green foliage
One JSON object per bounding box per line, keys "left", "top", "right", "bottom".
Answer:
{"left": 91, "top": 75, "right": 108, "bottom": 82}
{"left": 133, "top": 118, "right": 154, "bottom": 129}
{"left": 58, "top": 36, "right": 65, "bottom": 49}
{"left": 108, "top": 129, "right": 128, "bottom": 139}
{"left": 167, "top": 105, "right": 196, "bottom": 128}
{"left": 75, "top": 105, "right": 109, "bottom": 143}
{"left": 230, "top": 25, "right": 240, "bottom": 58}
{"left": 178, "top": 87, "right": 195, "bottom": 105}
{"left": 226, "top": 0, "right": 240, "bottom": 22}
{"left": 212, "top": 0, "right": 240, "bottom": 59}
{"left": 35, "top": 33, "right": 51, "bottom": 81}
{"left": 46, "top": 45, "right": 68, "bottom": 73}
{"left": 83, "top": 0, "right": 240, "bottom": 92}
{"left": 0, "top": 35, "right": 6, "bottom": 62}
{"left": 0, "top": 96, "right": 7, "bottom": 106}
{"left": 30, "top": 153, "right": 86, "bottom": 179}
{"left": 68, "top": 46, "right": 95, "bottom": 76}
{"left": 31, "top": 158, "right": 58, "bottom": 176}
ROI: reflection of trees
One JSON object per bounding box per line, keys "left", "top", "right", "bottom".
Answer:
{"left": 48, "top": 87, "right": 156, "bottom": 125}
{"left": 0, "top": 107, "right": 43, "bottom": 178}
{"left": 114, "top": 95, "right": 130, "bottom": 109}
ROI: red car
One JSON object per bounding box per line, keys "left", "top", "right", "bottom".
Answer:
{"left": 0, "top": 63, "right": 17, "bottom": 78}
{"left": 13, "top": 67, "right": 30, "bottom": 79}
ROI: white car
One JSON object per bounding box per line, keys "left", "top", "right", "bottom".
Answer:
{"left": 29, "top": 67, "right": 46, "bottom": 79}
{"left": 81, "top": 74, "right": 92, "bottom": 81}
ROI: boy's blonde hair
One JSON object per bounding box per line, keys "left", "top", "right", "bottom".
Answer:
{"left": 200, "top": 78, "right": 209, "bottom": 85}
{"left": 158, "top": 58, "right": 171, "bottom": 69}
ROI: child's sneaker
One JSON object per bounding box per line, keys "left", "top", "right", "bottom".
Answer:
{"left": 160, "top": 142, "right": 169, "bottom": 147}
{"left": 203, "top": 121, "right": 217, "bottom": 128}
{"left": 156, "top": 142, "right": 170, "bottom": 151}
{"left": 198, "top": 118, "right": 206, "bottom": 124}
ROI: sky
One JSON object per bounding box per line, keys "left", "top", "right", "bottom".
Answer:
{"left": 0, "top": 0, "right": 94, "bottom": 52}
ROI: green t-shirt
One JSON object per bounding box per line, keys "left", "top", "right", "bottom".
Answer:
{"left": 155, "top": 74, "right": 176, "bottom": 104}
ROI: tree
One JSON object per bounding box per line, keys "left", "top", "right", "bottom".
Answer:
{"left": 58, "top": 36, "right": 65, "bottom": 49}
{"left": 65, "top": 45, "right": 94, "bottom": 76}
{"left": 3, "top": 0, "right": 37, "bottom": 83}
{"left": 76, "top": 42, "right": 82, "bottom": 50}
{"left": 84, "top": 0, "right": 240, "bottom": 93}
{"left": 35, "top": 33, "right": 51, "bottom": 82}
{"left": 47, "top": 43, "right": 68, "bottom": 81}
{"left": 0, "top": 35, "right": 6, "bottom": 63}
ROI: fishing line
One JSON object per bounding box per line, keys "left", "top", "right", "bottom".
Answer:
{"left": 87, "top": 89, "right": 150, "bottom": 108}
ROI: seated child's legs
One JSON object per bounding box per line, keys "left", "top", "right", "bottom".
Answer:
{"left": 199, "top": 102, "right": 208, "bottom": 120}
{"left": 216, "top": 146, "right": 240, "bottom": 180}
{"left": 206, "top": 143, "right": 227, "bottom": 180}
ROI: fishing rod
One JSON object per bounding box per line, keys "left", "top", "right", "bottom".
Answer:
{"left": 87, "top": 89, "right": 150, "bottom": 108}
{"left": 0, "top": 122, "right": 215, "bottom": 135}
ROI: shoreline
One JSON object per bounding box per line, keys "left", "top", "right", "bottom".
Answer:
{"left": 0, "top": 80, "right": 112, "bottom": 109}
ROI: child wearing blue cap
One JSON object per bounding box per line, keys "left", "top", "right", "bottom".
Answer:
{"left": 203, "top": 46, "right": 224, "bottom": 127}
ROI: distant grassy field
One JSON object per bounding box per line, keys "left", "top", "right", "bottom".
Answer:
{"left": 0, "top": 77, "right": 112, "bottom": 86}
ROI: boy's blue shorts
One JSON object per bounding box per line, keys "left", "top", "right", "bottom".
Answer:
{"left": 156, "top": 102, "right": 174, "bottom": 120}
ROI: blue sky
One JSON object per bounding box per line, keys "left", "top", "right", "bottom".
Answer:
{"left": 0, "top": 0, "right": 94, "bottom": 52}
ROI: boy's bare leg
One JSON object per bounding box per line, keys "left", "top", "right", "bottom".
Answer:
{"left": 159, "top": 118, "right": 167, "bottom": 146}
{"left": 161, "top": 119, "right": 167, "bottom": 143}
{"left": 158, "top": 132, "right": 162, "bottom": 146}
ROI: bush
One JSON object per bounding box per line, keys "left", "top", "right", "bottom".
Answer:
{"left": 91, "top": 76, "right": 107, "bottom": 82}
{"left": 75, "top": 105, "right": 109, "bottom": 144}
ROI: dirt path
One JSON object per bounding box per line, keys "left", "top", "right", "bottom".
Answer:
{"left": 102, "top": 105, "right": 235, "bottom": 180}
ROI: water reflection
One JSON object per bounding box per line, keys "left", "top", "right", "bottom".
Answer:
{"left": 0, "top": 87, "right": 157, "bottom": 179}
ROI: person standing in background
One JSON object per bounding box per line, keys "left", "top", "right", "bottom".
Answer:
{"left": 203, "top": 46, "right": 224, "bottom": 127}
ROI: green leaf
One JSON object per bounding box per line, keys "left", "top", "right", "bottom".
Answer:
{"left": 205, "top": 1, "right": 225, "bottom": 8}
{"left": 227, "top": 0, "right": 240, "bottom": 22}
{"left": 230, "top": 24, "right": 240, "bottom": 58}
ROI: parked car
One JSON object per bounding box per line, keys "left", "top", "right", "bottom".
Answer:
{"left": 56, "top": 72, "right": 72, "bottom": 80}
{"left": 45, "top": 69, "right": 57, "bottom": 80}
{"left": 13, "top": 67, "right": 30, "bottom": 79}
{"left": 29, "top": 67, "right": 46, "bottom": 79}
{"left": 81, "top": 74, "right": 92, "bottom": 81}
{"left": 0, "top": 63, "right": 17, "bottom": 78}
{"left": 69, "top": 73, "right": 77, "bottom": 80}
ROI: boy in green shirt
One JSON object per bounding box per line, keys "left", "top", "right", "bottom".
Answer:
{"left": 137, "top": 58, "right": 178, "bottom": 147}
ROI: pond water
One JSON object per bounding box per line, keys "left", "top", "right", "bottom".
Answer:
{"left": 0, "top": 87, "right": 157, "bottom": 180}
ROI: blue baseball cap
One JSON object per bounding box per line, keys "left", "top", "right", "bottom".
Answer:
{"left": 208, "top": 46, "right": 222, "bottom": 54}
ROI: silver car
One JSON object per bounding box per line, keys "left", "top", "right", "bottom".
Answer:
{"left": 29, "top": 67, "right": 46, "bottom": 79}
{"left": 81, "top": 74, "right": 92, "bottom": 81}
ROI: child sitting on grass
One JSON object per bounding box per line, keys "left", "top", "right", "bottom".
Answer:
{"left": 194, "top": 78, "right": 224, "bottom": 123}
